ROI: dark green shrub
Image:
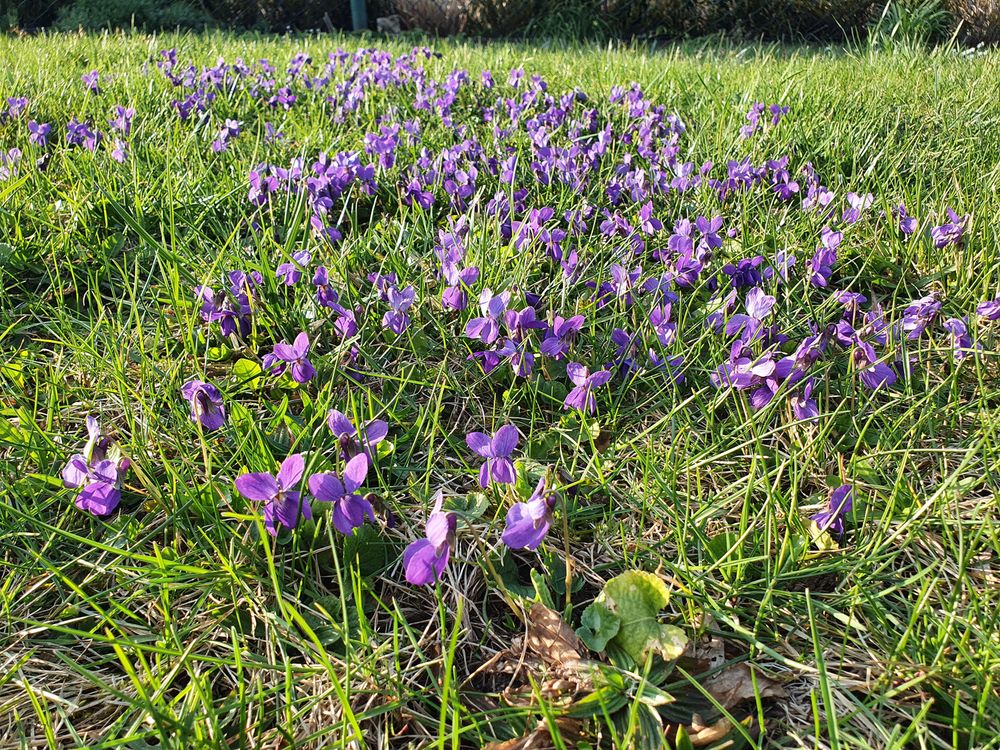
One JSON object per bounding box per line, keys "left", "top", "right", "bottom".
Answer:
{"left": 54, "top": 0, "right": 213, "bottom": 30}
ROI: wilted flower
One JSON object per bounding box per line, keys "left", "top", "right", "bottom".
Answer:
{"left": 403, "top": 490, "right": 456, "bottom": 585}
{"left": 235, "top": 454, "right": 311, "bottom": 536}
{"left": 467, "top": 424, "right": 518, "bottom": 488}
{"left": 180, "top": 379, "right": 225, "bottom": 431}
{"left": 309, "top": 453, "right": 373, "bottom": 535}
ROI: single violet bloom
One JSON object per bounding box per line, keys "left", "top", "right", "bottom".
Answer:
{"left": 930, "top": 209, "right": 967, "bottom": 248}
{"left": 811, "top": 484, "right": 853, "bottom": 539}
{"left": 790, "top": 377, "right": 819, "bottom": 422}
{"left": 403, "top": 490, "right": 456, "bottom": 586}
{"left": 180, "top": 379, "right": 225, "bottom": 431}
{"left": 382, "top": 285, "right": 416, "bottom": 335}
{"left": 725, "top": 287, "right": 776, "bottom": 343}
{"left": 276, "top": 250, "right": 312, "bottom": 286}
{"left": 943, "top": 317, "right": 978, "bottom": 362}
{"left": 309, "top": 453, "right": 373, "bottom": 535}
{"left": 267, "top": 332, "right": 316, "bottom": 383}
{"left": 234, "top": 454, "right": 311, "bottom": 536}
{"left": 975, "top": 295, "right": 1000, "bottom": 321}
{"left": 563, "top": 362, "right": 612, "bottom": 414}
{"left": 327, "top": 409, "right": 388, "bottom": 461}
{"left": 540, "top": 314, "right": 585, "bottom": 359}
{"left": 502, "top": 476, "right": 556, "bottom": 551}
{"left": 465, "top": 288, "right": 510, "bottom": 344}
{"left": 467, "top": 424, "right": 518, "bottom": 488}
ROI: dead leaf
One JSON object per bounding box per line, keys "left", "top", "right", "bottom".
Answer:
{"left": 702, "top": 663, "right": 785, "bottom": 708}
{"left": 484, "top": 717, "right": 584, "bottom": 750}
{"left": 525, "top": 602, "right": 582, "bottom": 667}
{"left": 686, "top": 714, "right": 733, "bottom": 746}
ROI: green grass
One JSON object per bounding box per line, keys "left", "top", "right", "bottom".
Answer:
{"left": 1, "top": 29, "right": 999, "bottom": 749}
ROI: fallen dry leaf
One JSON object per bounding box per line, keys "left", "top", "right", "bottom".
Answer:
{"left": 686, "top": 713, "right": 733, "bottom": 746}
{"left": 525, "top": 602, "right": 582, "bottom": 667}
{"left": 702, "top": 663, "right": 785, "bottom": 708}
{"left": 484, "top": 717, "right": 584, "bottom": 750}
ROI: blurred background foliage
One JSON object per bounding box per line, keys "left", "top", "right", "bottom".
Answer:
{"left": 0, "top": 0, "right": 996, "bottom": 45}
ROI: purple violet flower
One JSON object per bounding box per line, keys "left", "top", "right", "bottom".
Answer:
{"left": 276, "top": 250, "right": 312, "bottom": 286}
{"left": 467, "top": 425, "right": 518, "bottom": 488}
{"left": 726, "top": 287, "right": 777, "bottom": 343}
{"left": 465, "top": 289, "right": 510, "bottom": 344}
{"left": 382, "top": 285, "right": 416, "bottom": 335}
{"left": 943, "top": 317, "right": 978, "bottom": 362}
{"left": 977, "top": 295, "right": 1000, "bottom": 320}
{"left": 180, "top": 379, "right": 225, "bottom": 431}
{"left": 811, "top": 484, "right": 853, "bottom": 539}
{"left": 28, "top": 120, "right": 50, "bottom": 147}
{"left": 234, "top": 454, "right": 311, "bottom": 536}
{"left": 564, "top": 362, "right": 612, "bottom": 414}
{"left": 502, "top": 476, "right": 556, "bottom": 551}
{"left": 930, "top": 209, "right": 967, "bottom": 248}
{"left": 901, "top": 294, "right": 941, "bottom": 340}
{"left": 308, "top": 453, "right": 373, "bottom": 535}
{"left": 82, "top": 70, "right": 101, "bottom": 95}
{"left": 266, "top": 332, "right": 316, "bottom": 383}
{"left": 327, "top": 410, "right": 388, "bottom": 461}
{"left": 790, "top": 377, "right": 819, "bottom": 422}
{"left": 62, "top": 416, "right": 128, "bottom": 516}
{"left": 403, "top": 490, "right": 456, "bottom": 586}
{"left": 540, "top": 315, "right": 584, "bottom": 359}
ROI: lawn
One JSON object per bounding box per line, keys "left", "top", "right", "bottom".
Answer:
{"left": 1, "top": 30, "right": 999, "bottom": 749}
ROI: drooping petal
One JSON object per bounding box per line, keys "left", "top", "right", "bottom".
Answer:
{"left": 490, "top": 457, "right": 516, "bottom": 485}
{"left": 76, "top": 481, "right": 121, "bottom": 517}
{"left": 291, "top": 359, "right": 315, "bottom": 383}
{"left": 272, "top": 491, "right": 308, "bottom": 531}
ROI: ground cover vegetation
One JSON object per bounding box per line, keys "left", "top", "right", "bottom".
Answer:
{"left": 1, "top": 31, "right": 1000, "bottom": 749}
